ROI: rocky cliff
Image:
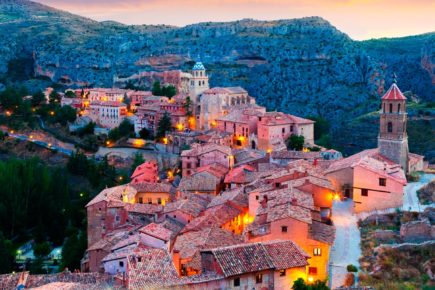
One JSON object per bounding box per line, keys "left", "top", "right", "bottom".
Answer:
{"left": 0, "top": 0, "right": 433, "bottom": 157}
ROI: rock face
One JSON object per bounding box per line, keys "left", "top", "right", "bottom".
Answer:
{"left": 400, "top": 219, "right": 434, "bottom": 242}
{"left": 0, "top": 0, "right": 434, "bottom": 156}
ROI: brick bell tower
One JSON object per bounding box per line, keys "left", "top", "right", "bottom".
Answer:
{"left": 378, "top": 80, "right": 409, "bottom": 173}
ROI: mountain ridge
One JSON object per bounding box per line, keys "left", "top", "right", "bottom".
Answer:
{"left": 0, "top": 0, "right": 434, "bottom": 158}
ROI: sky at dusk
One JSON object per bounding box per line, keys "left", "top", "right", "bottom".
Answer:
{"left": 34, "top": 0, "right": 435, "bottom": 40}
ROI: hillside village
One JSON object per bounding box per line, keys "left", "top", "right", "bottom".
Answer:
{"left": 0, "top": 61, "right": 430, "bottom": 289}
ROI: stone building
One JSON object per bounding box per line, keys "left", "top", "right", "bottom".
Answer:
{"left": 378, "top": 82, "right": 409, "bottom": 173}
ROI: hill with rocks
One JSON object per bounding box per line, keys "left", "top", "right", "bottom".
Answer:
{"left": 0, "top": 0, "right": 433, "bottom": 159}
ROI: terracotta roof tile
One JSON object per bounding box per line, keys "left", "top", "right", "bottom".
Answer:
{"left": 130, "top": 182, "right": 172, "bottom": 193}
{"left": 381, "top": 83, "right": 407, "bottom": 100}
{"left": 181, "top": 143, "right": 232, "bottom": 157}
{"left": 308, "top": 221, "right": 336, "bottom": 245}
{"left": 139, "top": 223, "right": 174, "bottom": 242}
{"left": 207, "top": 240, "right": 308, "bottom": 277}
{"left": 173, "top": 227, "right": 242, "bottom": 260}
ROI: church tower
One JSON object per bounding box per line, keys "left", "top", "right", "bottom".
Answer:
{"left": 378, "top": 81, "right": 409, "bottom": 173}
{"left": 189, "top": 61, "right": 209, "bottom": 104}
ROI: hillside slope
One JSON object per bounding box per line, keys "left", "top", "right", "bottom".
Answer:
{"left": 0, "top": 0, "right": 433, "bottom": 157}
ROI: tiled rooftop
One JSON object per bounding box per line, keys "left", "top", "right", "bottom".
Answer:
{"left": 207, "top": 240, "right": 308, "bottom": 277}
{"left": 182, "top": 204, "right": 242, "bottom": 233}
{"left": 181, "top": 143, "right": 232, "bottom": 157}
{"left": 139, "top": 223, "right": 174, "bottom": 242}
{"left": 173, "top": 227, "right": 242, "bottom": 260}
{"left": 178, "top": 172, "right": 220, "bottom": 192}
{"left": 308, "top": 220, "right": 336, "bottom": 245}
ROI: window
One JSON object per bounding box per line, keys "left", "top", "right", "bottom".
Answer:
{"left": 279, "top": 269, "right": 286, "bottom": 277}
{"left": 157, "top": 198, "right": 162, "bottom": 205}
{"left": 290, "top": 125, "right": 294, "bottom": 132}
{"left": 119, "top": 261, "right": 124, "bottom": 267}
{"left": 282, "top": 127, "right": 285, "bottom": 133}
{"left": 187, "top": 163, "right": 191, "bottom": 169}
{"left": 361, "top": 189, "right": 368, "bottom": 196}
{"left": 115, "top": 216, "right": 120, "bottom": 222}
{"left": 281, "top": 226, "right": 288, "bottom": 233}
{"left": 138, "top": 197, "right": 143, "bottom": 204}
{"left": 389, "top": 103, "right": 393, "bottom": 113}
{"left": 233, "top": 277, "right": 240, "bottom": 287}
{"left": 308, "top": 267, "right": 318, "bottom": 275}
{"left": 398, "top": 103, "right": 401, "bottom": 113}
{"left": 313, "top": 248, "right": 322, "bottom": 256}
{"left": 138, "top": 257, "right": 142, "bottom": 262}
{"left": 148, "top": 198, "right": 152, "bottom": 204}
{"left": 255, "top": 195, "right": 259, "bottom": 200}
{"left": 379, "top": 178, "right": 386, "bottom": 187}
{"left": 255, "top": 274, "right": 263, "bottom": 284}
{"left": 387, "top": 122, "right": 393, "bottom": 133}
{"left": 236, "top": 140, "right": 242, "bottom": 146}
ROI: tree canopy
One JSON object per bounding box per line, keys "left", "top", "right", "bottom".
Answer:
{"left": 156, "top": 111, "right": 172, "bottom": 139}
{"left": 286, "top": 134, "right": 305, "bottom": 151}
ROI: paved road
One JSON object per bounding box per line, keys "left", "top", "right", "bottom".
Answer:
{"left": 403, "top": 173, "right": 435, "bottom": 212}
{"left": 3, "top": 130, "right": 74, "bottom": 156}
{"left": 329, "top": 199, "right": 361, "bottom": 289}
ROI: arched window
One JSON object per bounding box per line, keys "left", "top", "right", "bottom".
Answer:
{"left": 387, "top": 122, "right": 393, "bottom": 133}
{"left": 398, "top": 103, "right": 401, "bottom": 113}
{"left": 389, "top": 103, "right": 393, "bottom": 113}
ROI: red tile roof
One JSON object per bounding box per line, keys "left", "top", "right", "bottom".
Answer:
{"left": 181, "top": 143, "right": 232, "bottom": 157}
{"left": 206, "top": 240, "right": 308, "bottom": 277}
{"left": 163, "top": 199, "right": 206, "bottom": 218}
{"left": 178, "top": 172, "right": 220, "bottom": 192}
{"left": 308, "top": 221, "right": 336, "bottom": 245}
{"left": 381, "top": 83, "right": 407, "bottom": 100}
{"left": 207, "top": 187, "right": 248, "bottom": 209}
{"left": 127, "top": 248, "right": 179, "bottom": 290}
{"left": 124, "top": 203, "right": 163, "bottom": 215}
{"left": 182, "top": 204, "right": 242, "bottom": 233}
{"left": 224, "top": 165, "right": 256, "bottom": 184}
{"left": 194, "top": 163, "right": 229, "bottom": 179}
{"left": 130, "top": 182, "right": 172, "bottom": 193}
{"left": 173, "top": 227, "right": 242, "bottom": 260}
{"left": 139, "top": 223, "right": 173, "bottom": 242}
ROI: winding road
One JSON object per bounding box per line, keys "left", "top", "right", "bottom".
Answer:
{"left": 329, "top": 173, "right": 434, "bottom": 288}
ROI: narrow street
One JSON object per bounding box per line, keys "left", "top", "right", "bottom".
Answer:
{"left": 329, "top": 199, "right": 361, "bottom": 289}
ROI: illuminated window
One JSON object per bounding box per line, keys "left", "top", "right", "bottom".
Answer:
{"left": 255, "top": 274, "right": 263, "bottom": 284}
{"left": 313, "top": 248, "right": 322, "bottom": 256}
{"left": 309, "top": 267, "right": 318, "bottom": 275}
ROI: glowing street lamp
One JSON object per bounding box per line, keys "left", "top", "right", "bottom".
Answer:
{"left": 307, "top": 276, "right": 314, "bottom": 283}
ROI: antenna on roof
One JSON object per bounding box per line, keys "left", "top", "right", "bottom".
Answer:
{"left": 392, "top": 73, "right": 397, "bottom": 84}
